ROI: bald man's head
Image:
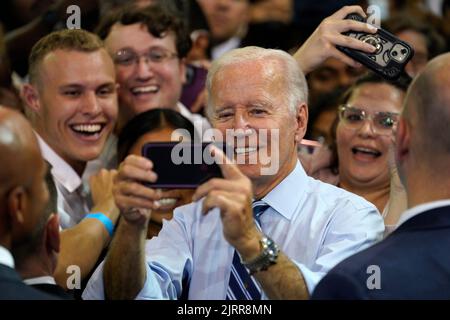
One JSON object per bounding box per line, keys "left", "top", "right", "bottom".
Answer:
{"left": 0, "top": 108, "right": 41, "bottom": 188}
{"left": 403, "top": 53, "right": 450, "bottom": 161}
{"left": 0, "top": 107, "right": 49, "bottom": 249}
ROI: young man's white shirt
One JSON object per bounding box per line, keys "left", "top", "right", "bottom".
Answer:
{"left": 36, "top": 133, "right": 91, "bottom": 229}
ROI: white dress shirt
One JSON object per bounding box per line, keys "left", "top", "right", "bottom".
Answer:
{"left": 176, "top": 102, "right": 211, "bottom": 139}
{"left": 36, "top": 133, "right": 91, "bottom": 229}
{"left": 83, "top": 161, "right": 384, "bottom": 300}
{"left": 24, "top": 276, "right": 57, "bottom": 286}
{"left": 0, "top": 245, "right": 15, "bottom": 269}
{"left": 211, "top": 36, "right": 242, "bottom": 60}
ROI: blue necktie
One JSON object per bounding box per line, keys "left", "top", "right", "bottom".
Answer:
{"left": 226, "top": 201, "right": 268, "bottom": 300}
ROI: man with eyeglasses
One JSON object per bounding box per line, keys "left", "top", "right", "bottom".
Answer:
{"left": 97, "top": 5, "right": 210, "bottom": 133}
{"left": 87, "top": 4, "right": 212, "bottom": 176}
{"left": 313, "top": 53, "right": 450, "bottom": 299}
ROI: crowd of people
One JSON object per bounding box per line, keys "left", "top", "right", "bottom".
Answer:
{"left": 0, "top": 0, "right": 449, "bottom": 300}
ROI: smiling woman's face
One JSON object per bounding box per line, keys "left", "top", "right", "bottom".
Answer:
{"left": 128, "top": 126, "right": 194, "bottom": 238}
{"left": 336, "top": 82, "right": 404, "bottom": 188}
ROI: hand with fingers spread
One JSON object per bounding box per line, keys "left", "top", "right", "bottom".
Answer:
{"left": 192, "top": 146, "right": 262, "bottom": 260}
{"left": 113, "top": 155, "right": 162, "bottom": 226}
{"left": 293, "top": 5, "right": 377, "bottom": 74}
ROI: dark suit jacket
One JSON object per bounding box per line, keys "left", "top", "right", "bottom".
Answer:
{"left": 312, "top": 205, "right": 450, "bottom": 299}
{"left": 0, "top": 264, "right": 59, "bottom": 300}
{"left": 31, "top": 283, "right": 73, "bottom": 300}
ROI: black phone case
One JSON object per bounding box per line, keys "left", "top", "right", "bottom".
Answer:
{"left": 141, "top": 142, "right": 223, "bottom": 189}
{"left": 337, "top": 13, "right": 414, "bottom": 80}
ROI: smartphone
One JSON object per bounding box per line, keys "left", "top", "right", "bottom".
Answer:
{"left": 336, "top": 13, "right": 414, "bottom": 80}
{"left": 141, "top": 142, "right": 224, "bottom": 189}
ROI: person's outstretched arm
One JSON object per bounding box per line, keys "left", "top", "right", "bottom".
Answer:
{"left": 293, "top": 6, "right": 377, "bottom": 74}
{"left": 103, "top": 155, "right": 161, "bottom": 299}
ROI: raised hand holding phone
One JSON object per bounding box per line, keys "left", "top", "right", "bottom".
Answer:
{"left": 336, "top": 13, "right": 414, "bottom": 80}
{"left": 113, "top": 155, "right": 162, "bottom": 225}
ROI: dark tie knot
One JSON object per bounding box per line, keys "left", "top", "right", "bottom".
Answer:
{"left": 252, "top": 201, "right": 269, "bottom": 221}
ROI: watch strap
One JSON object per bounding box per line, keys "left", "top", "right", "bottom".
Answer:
{"left": 242, "top": 235, "right": 279, "bottom": 275}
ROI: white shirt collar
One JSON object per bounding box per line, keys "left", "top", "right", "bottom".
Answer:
{"left": 35, "top": 132, "right": 82, "bottom": 193}
{"left": 176, "top": 102, "right": 192, "bottom": 119}
{"left": 211, "top": 36, "right": 241, "bottom": 60}
{"left": 261, "top": 160, "right": 307, "bottom": 221}
{"left": 176, "top": 102, "right": 212, "bottom": 141}
{"left": 396, "top": 199, "right": 450, "bottom": 229}
{"left": 0, "top": 245, "right": 15, "bottom": 269}
{"left": 23, "top": 276, "right": 57, "bottom": 286}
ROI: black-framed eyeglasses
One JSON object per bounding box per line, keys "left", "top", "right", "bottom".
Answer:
{"left": 113, "top": 48, "right": 178, "bottom": 66}
{"left": 338, "top": 104, "right": 399, "bottom": 135}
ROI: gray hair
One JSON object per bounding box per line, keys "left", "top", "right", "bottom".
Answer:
{"left": 205, "top": 46, "right": 308, "bottom": 119}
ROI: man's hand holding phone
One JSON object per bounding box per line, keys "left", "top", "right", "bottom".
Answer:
{"left": 113, "top": 155, "right": 162, "bottom": 227}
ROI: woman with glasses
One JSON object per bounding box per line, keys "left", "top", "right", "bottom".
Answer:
{"left": 301, "top": 74, "right": 411, "bottom": 235}
{"left": 332, "top": 74, "right": 410, "bottom": 234}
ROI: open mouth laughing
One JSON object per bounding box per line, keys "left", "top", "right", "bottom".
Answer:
{"left": 351, "top": 146, "right": 382, "bottom": 160}
{"left": 69, "top": 123, "right": 107, "bottom": 141}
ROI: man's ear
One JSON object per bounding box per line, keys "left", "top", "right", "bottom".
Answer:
{"left": 7, "top": 186, "right": 27, "bottom": 229}
{"left": 22, "top": 83, "right": 41, "bottom": 113}
{"left": 294, "top": 102, "right": 308, "bottom": 144}
{"left": 46, "top": 213, "right": 60, "bottom": 254}
{"left": 395, "top": 117, "right": 410, "bottom": 165}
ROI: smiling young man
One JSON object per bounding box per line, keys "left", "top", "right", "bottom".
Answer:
{"left": 22, "top": 29, "right": 120, "bottom": 287}
{"left": 97, "top": 5, "right": 211, "bottom": 132}
{"left": 23, "top": 29, "right": 117, "bottom": 227}
{"left": 87, "top": 5, "right": 211, "bottom": 174}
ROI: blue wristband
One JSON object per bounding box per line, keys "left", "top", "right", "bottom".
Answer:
{"left": 85, "top": 213, "right": 114, "bottom": 237}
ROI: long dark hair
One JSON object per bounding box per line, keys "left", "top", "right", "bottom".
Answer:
{"left": 117, "top": 108, "right": 196, "bottom": 162}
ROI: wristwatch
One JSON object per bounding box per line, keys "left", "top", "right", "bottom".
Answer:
{"left": 243, "top": 235, "right": 279, "bottom": 275}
